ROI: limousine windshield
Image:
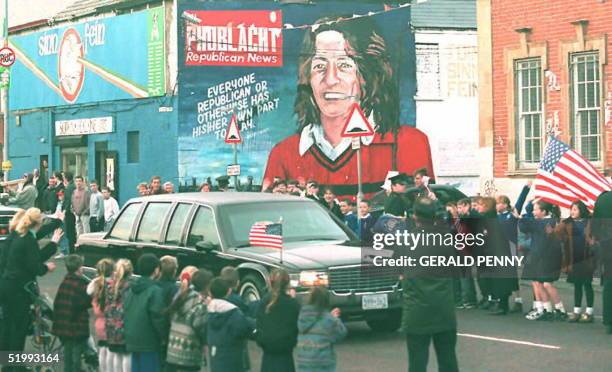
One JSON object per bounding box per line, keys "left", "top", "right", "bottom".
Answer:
{"left": 218, "top": 201, "right": 352, "bottom": 247}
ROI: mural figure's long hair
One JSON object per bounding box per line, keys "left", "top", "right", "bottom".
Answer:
{"left": 294, "top": 15, "right": 399, "bottom": 135}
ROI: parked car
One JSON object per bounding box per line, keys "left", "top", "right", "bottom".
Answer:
{"left": 0, "top": 206, "right": 19, "bottom": 244}
{"left": 77, "top": 193, "right": 403, "bottom": 332}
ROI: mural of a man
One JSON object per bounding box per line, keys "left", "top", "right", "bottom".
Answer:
{"left": 262, "top": 16, "right": 434, "bottom": 198}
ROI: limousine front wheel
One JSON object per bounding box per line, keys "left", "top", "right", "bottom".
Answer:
{"left": 240, "top": 273, "right": 265, "bottom": 303}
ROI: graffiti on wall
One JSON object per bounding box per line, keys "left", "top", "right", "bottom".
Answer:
{"left": 545, "top": 70, "right": 561, "bottom": 92}
{"left": 483, "top": 178, "right": 497, "bottom": 197}
{"left": 446, "top": 45, "right": 477, "bottom": 97}
{"left": 546, "top": 110, "right": 561, "bottom": 137}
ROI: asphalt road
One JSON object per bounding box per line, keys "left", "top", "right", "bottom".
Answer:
{"left": 35, "top": 259, "right": 612, "bottom": 372}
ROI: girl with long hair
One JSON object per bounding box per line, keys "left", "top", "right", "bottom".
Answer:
{"left": 520, "top": 201, "right": 566, "bottom": 321}
{"left": 256, "top": 268, "right": 301, "bottom": 372}
{"left": 104, "top": 258, "right": 134, "bottom": 372}
{"left": 87, "top": 258, "right": 115, "bottom": 372}
{"left": 553, "top": 201, "right": 595, "bottom": 322}
{"left": 296, "top": 286, "right": 347, "bottom": 372}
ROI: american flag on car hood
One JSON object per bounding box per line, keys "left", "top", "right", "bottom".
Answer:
{"left": 535, "top": 137, "right": 611, "bottom": 210}
{"left": 249, "top": 222, "right": 283, "bottom": 249}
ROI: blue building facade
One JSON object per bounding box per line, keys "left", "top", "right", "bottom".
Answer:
{"left": 8, "top": 98, "right": 178, "bottom": 204}
{"left": 7, "top": 2, "right": 177, "bottom": 204}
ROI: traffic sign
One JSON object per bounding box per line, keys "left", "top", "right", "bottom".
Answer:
{"left": 224, "top": 115, "right": 242, "bottom": 144}
{"left": 1, "top": 160, "right": 12, "bottom": 172}
{"left": 0, "top": 47, "right": 15, "bottom": 68}
{"left": 341, "top": 103, "right": 375, "bottom": 138}
{"left": 227, "top": 164, "right": 241, "bottom": 176}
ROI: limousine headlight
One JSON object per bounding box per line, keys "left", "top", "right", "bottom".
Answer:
{"left": 291, "top": 271, "right": 329, "bottom": 287}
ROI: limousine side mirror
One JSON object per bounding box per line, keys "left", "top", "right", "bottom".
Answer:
{"left": 195, "top": 241, "right": 218, "bottom": 253}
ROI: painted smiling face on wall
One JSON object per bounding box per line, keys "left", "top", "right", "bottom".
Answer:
{"left": 310, "top": 30, "right": 361, "bottom": 121}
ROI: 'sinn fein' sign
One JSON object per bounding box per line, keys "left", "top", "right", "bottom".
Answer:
{"left": 55, "top": 116, "right": 113, "bottom": 136}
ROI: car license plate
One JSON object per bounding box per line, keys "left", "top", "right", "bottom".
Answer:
{"left": 362, "top": 293, "right": 388, "bottom": 310}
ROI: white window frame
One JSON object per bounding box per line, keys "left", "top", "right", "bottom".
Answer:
{"left": 515, "top": 58, "right": 544, "bottom": 168}
{"left": 570, "top": 52, "right": 602, "bottom": 163}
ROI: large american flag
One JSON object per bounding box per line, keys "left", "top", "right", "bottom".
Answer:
{"left": 249, "top": 222, "right": 283, "bottom": 249}
{"left": 535, "top": 137, "right": 611, "bottom": 210}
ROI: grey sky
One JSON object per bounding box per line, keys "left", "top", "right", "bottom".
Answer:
{"left": 1, "top": 0, "right": 74, "bottom": 28}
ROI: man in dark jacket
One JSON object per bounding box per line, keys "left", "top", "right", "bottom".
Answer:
{"left": 62, "top": 171, "right": 77, "bottom": 253}
{"left": 388, "top": 173, "right": 413, "bottom": 217}
{"left": 33, "top": 168, "right": 48, "bottom": 210}
{"left": 124, "top": 254, "right": 167, "bottom": 372}
{"left": 401, "top": 197, "right": 459, "bottom": 372}
{"left": 592, "top": 191, "right": 612, "bottom": 334}
{"left": 41, "top": 173, "right": 63, "bottom": 213}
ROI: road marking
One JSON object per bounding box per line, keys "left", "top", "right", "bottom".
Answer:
{"left": 458, "top": 333, "right": 561, "bottom": 350}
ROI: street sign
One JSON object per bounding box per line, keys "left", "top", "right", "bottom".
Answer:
{"left": 341, "top": 103, "right": 375, "bottom": 138}
{"left": 227, "top": 164, "right": 241, "bottom": 176}
{"left": 0, "top": 47, "right": 15, "bottom": 67}
{"left": 224, "top": 115, "right": 242, "bottom": 144}
{"left": 351, "top": 137, "right": 361, "bottom": 150}
{"left": 1, "top": 160, "right": 12, "bottom": 172}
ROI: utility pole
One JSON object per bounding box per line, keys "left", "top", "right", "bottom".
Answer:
{"left": 1, "top": 0, "right": 8, "bottom": 182}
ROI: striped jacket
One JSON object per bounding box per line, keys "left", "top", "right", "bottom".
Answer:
{"left": 296, "top": 305, "right": 347, "bottom": 372}
{"left": 166, "top": 290, "right": 208, "bottom": 368}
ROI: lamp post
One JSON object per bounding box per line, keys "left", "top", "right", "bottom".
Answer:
{"left": 1, "top": 0, "right": 8, "bottom": 182}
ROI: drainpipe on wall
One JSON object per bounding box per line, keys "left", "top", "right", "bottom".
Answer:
{"left": 477, "top": 0, "right": 494, "bottom": 193}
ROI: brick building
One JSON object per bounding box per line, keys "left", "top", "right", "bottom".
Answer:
{"left": 478, "top": 0, "right": 612, "bottom": 200}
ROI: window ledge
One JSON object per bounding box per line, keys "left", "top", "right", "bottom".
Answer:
{"left": 505, "top": 169, "right": 538, "bottom": 177}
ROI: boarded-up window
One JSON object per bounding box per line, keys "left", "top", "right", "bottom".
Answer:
{"left": 415, "top": 43, "right": 440, "bottom": 98}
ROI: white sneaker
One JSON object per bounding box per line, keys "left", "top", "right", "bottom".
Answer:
{"left": 525, "top": 309, "right": 541, "bottom": 320}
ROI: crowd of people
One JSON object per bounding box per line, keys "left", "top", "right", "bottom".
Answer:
{"left": 440, "top": 187, "right": 604, "bottom": 324}
{"left": 3, "top": 170, "right": 121, "bottom": 258}
{"left": 0, "top": 206, "right": 348, "bottom": 372}
{"left": 362, "top": 182, "right": 612, "bottom": 371}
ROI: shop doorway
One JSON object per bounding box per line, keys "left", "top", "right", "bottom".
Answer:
{"left": 61, "top": 147, "right": 88, "bottom": 180}
{"left": 96, "top": 150, "right": 119, "bottom": 199}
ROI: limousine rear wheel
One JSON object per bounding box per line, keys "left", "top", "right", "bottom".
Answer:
{"left": 240, "top": 273, "right": 265, "bottom": 304}
{"left": 366, "top": 309, "right": 402, "bottom": 332}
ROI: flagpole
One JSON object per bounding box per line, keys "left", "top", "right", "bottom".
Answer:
{"left": 279, "top": 217, "right": 283, "bottom": 265}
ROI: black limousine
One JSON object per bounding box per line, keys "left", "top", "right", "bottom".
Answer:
{"left": 77, "top": 193, "right": 402, "bottom": 331}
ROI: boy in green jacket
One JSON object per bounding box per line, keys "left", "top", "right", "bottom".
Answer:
{"left": 124, "top": 254, "right": 168, "bottom": 372}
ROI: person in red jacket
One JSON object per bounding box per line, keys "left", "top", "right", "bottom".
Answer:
{"left": 263, "top": 16, "right": 434, "bottom": 199}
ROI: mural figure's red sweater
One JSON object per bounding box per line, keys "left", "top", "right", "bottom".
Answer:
{"left": 263, "top": 126, "right": 435, "bottom": 199}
